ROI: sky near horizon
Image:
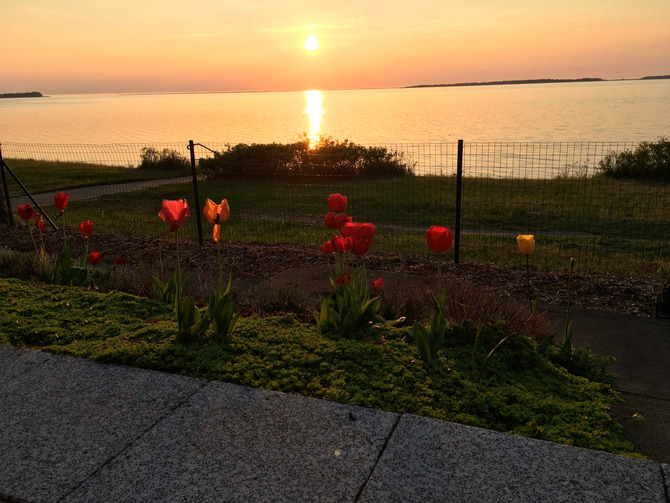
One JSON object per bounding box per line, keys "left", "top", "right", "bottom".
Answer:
{"left": 3, "top": 0, "right": 670, "bottom": 95}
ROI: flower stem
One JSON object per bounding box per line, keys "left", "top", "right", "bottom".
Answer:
{"left": 525, "top": 255, "right": 531, "bottom": 311}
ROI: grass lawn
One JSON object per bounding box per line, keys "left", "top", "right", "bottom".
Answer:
{"left": 0, "top": 277, "right": 639, "bottom": 458}
{"left": 2, "top": 159, "right": 185, "bottom": 197}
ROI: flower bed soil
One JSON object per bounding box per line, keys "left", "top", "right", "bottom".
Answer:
{"left": 0, "top": 223, "right": 662, "bottom": 317}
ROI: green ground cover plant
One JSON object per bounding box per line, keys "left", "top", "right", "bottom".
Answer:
{"left": 0, "top": 277, "right": 638, "bottom": 458}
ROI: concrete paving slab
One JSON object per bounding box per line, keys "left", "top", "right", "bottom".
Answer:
{"left": 64, "top": 381, "right": 399, "bottom": 503}
{"left": 359, "top": 414, "right": 666, "bottom": 503}
{"left": 0, "top": 351, "right": 206, "bottom": 503}
{"left": 662, "top": 464, "right": 670, "bottom": 500}
{"left": 0, "top": 344, "right": 52, "bottom": 384}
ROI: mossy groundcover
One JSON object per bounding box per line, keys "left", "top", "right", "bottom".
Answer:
{"left": 0, "top": 278, "right": 638, "bottom": 457}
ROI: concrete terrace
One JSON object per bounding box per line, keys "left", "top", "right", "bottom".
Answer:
{"left": 1, "top": 339, "right": 669, "bottom": 503}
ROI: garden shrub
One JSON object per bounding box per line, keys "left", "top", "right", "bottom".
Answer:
{"left": 598, "top": 137, "right": 670, "bottom": 180}
{"left": 139, "top": 147, "right": 190, "bottom": 171}
{"left": 199, "top": 137, "right": 415, "bottom": 178}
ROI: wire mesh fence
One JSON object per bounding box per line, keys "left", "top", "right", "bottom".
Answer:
{"left": 1, "top": 140, "right": 667, "bottom": 277}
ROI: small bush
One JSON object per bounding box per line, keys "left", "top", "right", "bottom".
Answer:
{"left": 598, "top": 137, "right": 670, "bottom": 180}
{"left": 199, "top": 137, "right": 414, "bottom": 179}
{"left": 139, "top": 147, "right": 190, "bottom": 171}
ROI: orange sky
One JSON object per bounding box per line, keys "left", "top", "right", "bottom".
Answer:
{"left": 3, "top": 0, "right": 669, "bottom": 94}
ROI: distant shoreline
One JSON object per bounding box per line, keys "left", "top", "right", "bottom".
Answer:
{"left": 0, "top": 92, "right": 43, "bottom": 99}
{"left": 406, "top": 76, "right": 670, "bottom": 89}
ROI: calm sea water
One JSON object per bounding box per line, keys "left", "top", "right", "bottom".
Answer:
{"left": 1, "top": 80, "right": 668, "bottom": 145}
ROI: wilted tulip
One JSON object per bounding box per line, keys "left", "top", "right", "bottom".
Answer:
{"left": 114, "top": 257, "right": 125, "bottom": 266}
{"left": 54, "top": 192, "right": 69, "bottom": 212}
{"left": 79, "top": 220, "right": 94, "bottom": 238}
{"left": 35, "top": 215, "right": 45, "bottom": 232}
{"left": 517, "top": 235, "right": 535, "bottom": 256}
{"left": 327, "top": 193, "right": 347, "bottom": 212}
{"left": 18, "top": 204, "right": 36, "bottom": 222}
{"left": 426, "top": 226, "right": 453, "bottom": 252}
{"left": 158, "top": 199, "right": 189, "bottom": 233}
{"left": 88, "top": 251, "right": 101, "bottom": 266}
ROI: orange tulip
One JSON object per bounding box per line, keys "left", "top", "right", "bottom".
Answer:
{"left": 203, "top": 198, "right": 230, "bottom": 225}
{"left": 158, "top": 199, "right": 189, "bottom": 233}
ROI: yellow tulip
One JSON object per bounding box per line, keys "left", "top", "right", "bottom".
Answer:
{"left": 517, "top": 234, "right": 535, "bottom": 256}
{"left": 203, "top": 198, "right": 230, "bottom": 225}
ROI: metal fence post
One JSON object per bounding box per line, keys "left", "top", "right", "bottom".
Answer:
{"left": 454, "top": 139, "right": 464, "bottom": 265}
{"left": 188, "top": 140, "right": 204, "bottom": 245}
{"left": 0, "top": 144, "right": 14, "bottom": 226}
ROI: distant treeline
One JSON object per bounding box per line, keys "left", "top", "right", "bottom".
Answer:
{"left": 641, "top": 75, "right": 670, "bottom": 80}
{"left": 0, "top": 91, "right": 43, "bottom": 99}
{"left": 407, "top": 78, "right": 604, "bottom": 89}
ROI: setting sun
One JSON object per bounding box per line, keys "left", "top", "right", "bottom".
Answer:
{"left": 304, "top": 34, "right": 319, "bottom": 52}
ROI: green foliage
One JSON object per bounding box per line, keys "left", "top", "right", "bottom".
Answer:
{"left": 139, "top": 147, "right": 190, "bottom": 171}
{"left": 0, "top": 278, "right": 636, "bottom": 457}
{"left": 413, "top": 291, "right": 447, "bottom": 362}
{"left": 207, "top": 274, "right": 240, "bottom": 341}
{"left": 317, "top": 272, "right": 386, "bottom": 338}
{"left": 199, "top": 137, "right": 414, "bottom": 178}
{"left": 598, "top": 137, "right": 670, "bottom": 180}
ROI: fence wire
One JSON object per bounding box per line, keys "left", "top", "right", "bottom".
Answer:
{"left": 1, "top": 141, "right": 667, "bottom": 277}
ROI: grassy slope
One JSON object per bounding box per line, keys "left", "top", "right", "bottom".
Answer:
{"left": 0, "top": 278, "right": 638, "bottom": 457}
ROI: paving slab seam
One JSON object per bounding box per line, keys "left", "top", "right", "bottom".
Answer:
{"left": 53, "top": 378, "right": 211, "bottom": 503}
{"left": 354, "top": 413, "right": 402, "bottom": 502}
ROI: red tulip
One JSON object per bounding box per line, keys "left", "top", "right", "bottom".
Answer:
{"left": 426, "top": 225, "right": 453, "bottom": 252}
{"left": 18, "top": 204, "right": 37, "bottom": 222}
{"left": 336, "top": 273, "right": 351, "bottom": 285}
{"left": 324, "top": 212, "right": 339, "bottom": 229}
{"left": 372, "top": 278, "right": 385, "bottom": 293}
{"left": 355, "top": 223, "right": 376, "bottom": 241}
{"left": 327, "top": 193, "right": 347, "bottom": 212}
{"left": 158, "top": 199, "right": 190, "bottom": 233}
{"left": 336, "top": 213, "right": 352, "bottom": 229}
{"left": 114, "top": 257, "right": 125, "bottom": 265}
{"left": 321, "top": 241, "right": 334, "bottom": 254}
{"left": 331, "top": 235, "right": 349, "bottom": 253}
{"left": 35, "top": 215, "right": 45, "bottom": 232}
{"left": 341, "top": 222, "right": 356, "bottom": 238}
{"left": 54, "top": 192, "right": 69, "bottom": 212}
{"left": 79, "top": 220, "right": 94, "bottom": 238}
{"left": 88, "top": 251, "right": 101, "bottom": 266}
{"left": 350, "top": 237, "right": 372, "bottom": 255}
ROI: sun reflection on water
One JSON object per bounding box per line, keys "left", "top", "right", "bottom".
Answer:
{"left": 304, "top": 90, "right": 324, "bottom": 148}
